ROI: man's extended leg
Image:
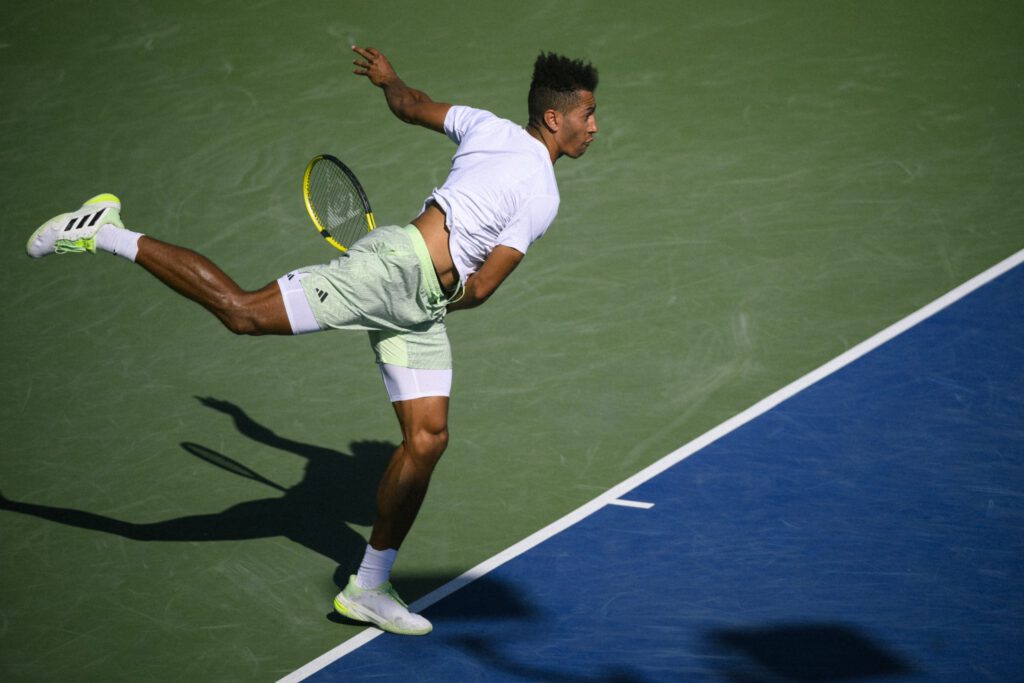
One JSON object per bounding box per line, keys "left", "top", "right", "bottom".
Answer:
{"left": 334, "top": 393, "right": 449, "bottom": 636}
{"left": 27, "top": 194, "right": 292, "bottom": 335}
{"left": 135, "top": 236, "right": 292, "bottom": 335}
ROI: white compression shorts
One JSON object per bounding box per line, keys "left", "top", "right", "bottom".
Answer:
{"left": 277, "top": 272, "right": 452, "bottom": 402}
{"left": 277, "top": 271, "right": 320, "bottom": 334}
{"left": 379, "top": 364, "right": 452, "bottom": 402}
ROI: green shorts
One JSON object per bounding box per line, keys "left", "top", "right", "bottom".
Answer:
{"left": 296, "top": 225, "right": 452, "bottom": 369}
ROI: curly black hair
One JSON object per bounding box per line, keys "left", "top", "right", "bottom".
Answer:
{"left": 528, "top": 52, "right": 598, "bottom": 126}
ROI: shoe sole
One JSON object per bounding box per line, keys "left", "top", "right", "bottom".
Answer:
{"left": 333, "top": 594, "right": 432, "bottom": 636}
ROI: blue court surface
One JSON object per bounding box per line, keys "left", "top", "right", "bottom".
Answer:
{"left": 291, "top": 254, "right": 1023, "bottom": 682}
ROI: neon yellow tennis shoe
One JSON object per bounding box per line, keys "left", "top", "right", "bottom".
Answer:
{"left": 333, "top": 575, "right": 432, "bottom": 635}
{"left": 26, "top": 194, "right": 123, "bottom": 258}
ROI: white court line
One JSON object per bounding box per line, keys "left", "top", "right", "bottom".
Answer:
{"left": 608, "top": 499, "right": 655, "bottom": 509}
{"left": 280, "top": 247, "right": 1024, "bottom": 683}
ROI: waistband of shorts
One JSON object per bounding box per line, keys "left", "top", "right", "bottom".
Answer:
{"left": 402, "top": 224, "right": 445, "bottom": 304}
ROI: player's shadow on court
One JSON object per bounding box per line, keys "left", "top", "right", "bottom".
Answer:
{"left": 0, "top": 396, "right": 389, "bottom": 576}
{"left": 707, "top": 622, "right": 917, "bottom": 681}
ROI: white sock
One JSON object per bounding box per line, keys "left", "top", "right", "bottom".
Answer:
{"left": 355, "top": 545, "right": 398, "bottom": 590}
{"left": 95, "top": 225, "right": 143, "bottom": 262}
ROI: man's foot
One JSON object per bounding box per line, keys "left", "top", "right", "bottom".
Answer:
{"left": 333, "top": 575, "right": 432, "bottom": 635}
{"left": 26, "top": 194, "right": 123, "bottom": 258}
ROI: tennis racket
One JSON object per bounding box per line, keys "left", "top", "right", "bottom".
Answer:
{"left": 302, "top": 154, "right": 376, "bottom": 252}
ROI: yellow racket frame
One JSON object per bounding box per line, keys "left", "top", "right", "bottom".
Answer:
{"left": 302, "top": 154, "right": 376, "bottom": 252}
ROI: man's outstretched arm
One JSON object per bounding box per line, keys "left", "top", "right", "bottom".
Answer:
{"left": 352, "top": 45, "right": 451, "bottom": 133}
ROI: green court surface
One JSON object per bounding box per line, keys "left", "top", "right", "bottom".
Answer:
{"left": 1, "top": 2, "right": 1020, "bottom": 681}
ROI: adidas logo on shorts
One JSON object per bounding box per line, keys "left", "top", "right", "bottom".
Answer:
{"left": 315, "top": 288, "right": 329, "bottom": 303}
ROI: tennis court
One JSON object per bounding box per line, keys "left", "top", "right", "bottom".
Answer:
{"left": 292, "top": 251, "right": 1024, "bottom": 681}
{"left": 1, "top": 2, "right": 1021, "bottom": 681}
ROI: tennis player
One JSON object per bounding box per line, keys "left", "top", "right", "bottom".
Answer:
{"left": 26, "top": 45, "right": 598, "bottom": 635}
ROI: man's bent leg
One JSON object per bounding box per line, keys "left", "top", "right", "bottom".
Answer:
{"left": 136, "top": 236, "right": 293, "bottom": 335}
{"left": 334, "top": 392, "right": 447, "bottom": 635}
{"left": 370, "top": 394, "right": 450, "bottom": 552}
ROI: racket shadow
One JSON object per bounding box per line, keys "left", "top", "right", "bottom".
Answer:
{"left": 0, "top": 397, "right": 394, "bottom": 570}
{"left": 181, "top": 441, "right": 288, "bottom": 493}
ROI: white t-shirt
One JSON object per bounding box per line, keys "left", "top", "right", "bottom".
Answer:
{"left": 424, "top": 106, "right": 559, "bottom": 282}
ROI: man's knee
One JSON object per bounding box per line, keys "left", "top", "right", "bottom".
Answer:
{"left": 394, "top": 394, "right": 450, "bottom": 467}
{"left": 219, "top": 300, "right": 263, "bottom": 336}
{"left": 220, "top": 286, "right": 291, "bottom": 336}
{"left": 407, "top": 426, "right": 449, "bottom": 464}
{"left": 224, "top": 314, "right": 268, "bottom": 336}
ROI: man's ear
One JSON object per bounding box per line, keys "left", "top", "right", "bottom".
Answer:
{"left": 543, "top": 108, "right": 562, "bottom": 133}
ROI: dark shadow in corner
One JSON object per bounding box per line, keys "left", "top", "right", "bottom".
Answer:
{"left": 0, "top": 396, "right": 392, "bottom": 572}
{"left": 707, "top": 622, "right": 918, "bottom": 682}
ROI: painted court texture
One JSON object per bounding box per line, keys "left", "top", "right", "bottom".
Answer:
{"left": 1, "top": 2, "right": 1021, "bottom": 681}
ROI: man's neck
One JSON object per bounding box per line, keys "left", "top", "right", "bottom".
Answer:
{"left": 526, "top": 123, "right": 559, "bottom": 164}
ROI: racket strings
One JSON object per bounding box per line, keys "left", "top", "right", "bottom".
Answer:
{"left": 307, "top": 160, "right": 370, "bottom": 248}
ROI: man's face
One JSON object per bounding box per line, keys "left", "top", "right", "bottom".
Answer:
{"left": 557, "top": 90, "right": 598, "bottom": 159}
